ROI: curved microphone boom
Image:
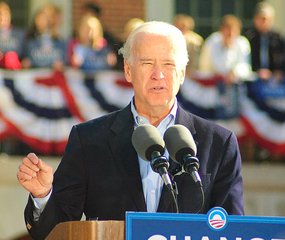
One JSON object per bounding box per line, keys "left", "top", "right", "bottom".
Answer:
{"left": 131, "top": 124, "right": 173, "bottom": 192}
{"left": 164, "top": 124, "right": 202, "bottom": 186}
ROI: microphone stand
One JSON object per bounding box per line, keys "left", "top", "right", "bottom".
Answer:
{"left": 169, "top": 175, "right": 179, "bottom": 213}
{"left": 183, "top": 155, "right": 205, "bottom": 213}
{"left": 150, "top": 151, "right": 180, "bottom": 213}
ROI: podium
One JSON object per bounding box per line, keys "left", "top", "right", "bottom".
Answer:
{"left": 46, "top": 220, "right": 124, "bottom": 240}
{"left": 45, "top": 208, "right": 285, "bottom": 239}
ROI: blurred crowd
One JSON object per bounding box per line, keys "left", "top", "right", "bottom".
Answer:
{"left": 0, "top": 1, "right": 145, "bottom": 72}
{"left": 1, "top": 1, "right": 285, "bottom": 162}
{"left": 1, "top": 1, "right": 284, "bottom": 79}
{"left": 174, "top": 3, "right": 285, "bottom": 83}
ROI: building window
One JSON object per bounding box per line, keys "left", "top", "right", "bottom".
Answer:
{"left": 5, "top": 0, "right": 29, "bottom": 29}
{"left": 175, "top": 0, "right": 261, "bottom": 38}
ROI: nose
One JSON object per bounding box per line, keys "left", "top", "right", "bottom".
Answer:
{"left": 151, "top": 65, "right": 165, "bottom": 80}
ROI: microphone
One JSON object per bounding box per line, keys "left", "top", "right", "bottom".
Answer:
{"left": 164, "top": 124, "right": 202, "bottom": 186}
{"left": 131, "top": 124, "right": 173, "bottom": 192}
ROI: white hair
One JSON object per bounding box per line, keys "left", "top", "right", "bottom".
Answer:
{"left": 255, "top": 2, "right": 275, "bottom": 18}
{"left": 118, "top": 21, "right": 189, "bottom": 69}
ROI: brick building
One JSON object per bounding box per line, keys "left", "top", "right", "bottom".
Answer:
{"left": 72, "top": 0, "right": 145, "bottom": 42}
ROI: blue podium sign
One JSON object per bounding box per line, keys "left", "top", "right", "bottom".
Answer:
{"left": 126, "top": 207, "right": 285, "bottom": 240}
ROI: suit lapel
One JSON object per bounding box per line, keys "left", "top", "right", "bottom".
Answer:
{"left": 175, "top": 105, "right": 196, "bottom": 135}
{"left": 109, "top": 105, "right": 146, "bottom": 211}
{"left": 176, "top": 105, "right": 199, "bottom": 148}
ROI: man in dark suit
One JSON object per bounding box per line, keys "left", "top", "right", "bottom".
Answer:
{"left": 17, "top": 21, "right": 244, "bottom": 239}
{"left": 244, "top": 2, "right": 285, "bottom": 81}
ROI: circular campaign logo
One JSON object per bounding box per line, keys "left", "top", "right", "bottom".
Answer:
{"left": 207, "top": 207, "right": 228, "bottom": 231}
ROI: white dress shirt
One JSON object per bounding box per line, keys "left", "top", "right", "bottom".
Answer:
{"left": 198, "top": 32, "right": 252, "bottom": 81}
{"left": 131, "top": 99, "right": 177, "bottom": 212}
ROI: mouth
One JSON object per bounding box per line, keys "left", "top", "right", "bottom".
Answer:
{"left": 151, "top": 86, "right": 165, "bottom": 91}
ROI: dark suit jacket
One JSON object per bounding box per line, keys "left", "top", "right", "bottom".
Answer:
{"left": 24, "top": 104, "right": 244, "bottom": 239}
{"left": 245, "top": 27, "right": 285, "bottom": 72}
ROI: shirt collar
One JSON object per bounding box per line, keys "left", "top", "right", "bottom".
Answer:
{"left": 131, "top": 98, "right": 178, "bottom": 128}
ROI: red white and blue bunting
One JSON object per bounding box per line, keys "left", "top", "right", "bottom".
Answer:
{"left": 0, "top": 69, "right": 284, "bottom": 155}
{"left": 0, "top": 68, "right": 133, "bottom": 154}
{"left": 178, "top": 76, "right": 285, "bottom": 155}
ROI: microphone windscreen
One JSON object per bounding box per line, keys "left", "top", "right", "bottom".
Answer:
{"left": 132, "top": 124, "right": 165, "bottom": 161}
{"left": 164, "top": 124, "right": 197, "bottom": 163}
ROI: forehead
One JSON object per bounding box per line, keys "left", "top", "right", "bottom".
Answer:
{"left": 133, "top": 33, "right": 176, "bottom": 56}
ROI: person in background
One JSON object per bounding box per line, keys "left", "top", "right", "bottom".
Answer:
{"left": 122, "top": 18, "right": 145, "bottom": 41}
{"left": 83, "top": 2, "right": 120, "bottom": 47}
{"left": 198, "top": 14, "right": 251, "bottom": 84}
{"left": 21, "top": 4, "right": 66, "bottom": 70}
{"left": 83, "top": 2, "right": 122, "bottom": 66}
{"left": 0, "top": 1, "right": 24, "bottom": 69}
{"left": 43, "top": 3, "right": 63, "bottom": 41}
{"left": 244, "top": 2, "right": 285, "bottom": 81}
{"left": 198, "top": 15, "right": 252, "bottom": 162}
{"left": 173, "top": 14, "right": 203, "bottom": 79}
{"left": 17, "top": 21, "right": 243, "bottom": 240}
{"left": 115, "top": 17, "right": 145, "bottom": 71}
{"left": 70, "top": 15, "right": 116, "bottom": 73}
{"left": 244, "top": 2, "right": 285, "bottom": 163}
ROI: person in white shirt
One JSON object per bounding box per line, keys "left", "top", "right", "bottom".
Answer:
{"left": 198, "top": 14, "right": 252, "bottom": 83}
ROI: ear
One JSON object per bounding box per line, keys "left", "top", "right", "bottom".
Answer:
{"left": 124, "top": 60, "right": 132, "bottom": 83}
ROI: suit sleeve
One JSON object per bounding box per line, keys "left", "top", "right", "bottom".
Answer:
{"left": 210, "top": 132, "right": 244, "bottom": 215}
{"left": 24, "top": 125, "right": 87, "bottom": 239}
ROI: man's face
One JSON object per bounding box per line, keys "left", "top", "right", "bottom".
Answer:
{"left": 254, "top": 14, "right": 273, "bottom": 33}
{"left": 221, "top": 24, "right": 240, "bottom": 47}
{"left": 124, "top": 33, "right": 185, "bottom": 114}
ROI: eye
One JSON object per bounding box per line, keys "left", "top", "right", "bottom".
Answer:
{"left": 164, "top": 62, "right": 176, "bottom": 68}
{"left": 142, "top": 61, "right": 153, "bottom": 65}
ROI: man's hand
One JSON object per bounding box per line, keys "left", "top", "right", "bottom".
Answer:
{"left": 17, "top": 153, "right": 54, "bottom": 198}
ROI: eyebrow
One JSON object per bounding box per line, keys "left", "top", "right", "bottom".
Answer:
{"left": 139, "top": 58, "right": 175, "bottom": 63}
{"left": 139, "top": 58, "right": 153, "bottom": 62}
